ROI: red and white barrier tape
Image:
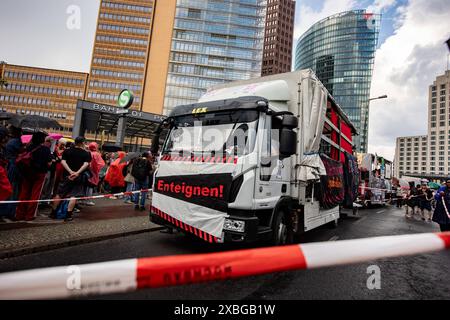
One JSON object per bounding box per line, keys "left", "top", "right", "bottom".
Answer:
{"left": 441, "top": 197, "right": 450, "bottom": 219}
{"left": 0, "top": 189, "right": 150, "bottom": 204}
{"left": 1, "top": 232, "right": 449, "bottom": 300}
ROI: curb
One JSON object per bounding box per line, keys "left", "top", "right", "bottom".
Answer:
{"left": 0, "top": 226, "right": 165, "bottom": 260}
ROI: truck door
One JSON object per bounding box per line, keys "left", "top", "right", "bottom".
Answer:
{"left": 254, "top": 115, "right": 289, "bottom": 209}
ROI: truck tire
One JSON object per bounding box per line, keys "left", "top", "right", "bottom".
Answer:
{"left": 270, "top": 208, "right": 293, "bottom": 246}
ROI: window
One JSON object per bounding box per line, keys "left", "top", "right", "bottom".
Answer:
{"left": 187, "top": 8, "right": 201, "bottom": 19}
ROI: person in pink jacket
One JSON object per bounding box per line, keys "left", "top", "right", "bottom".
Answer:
{"left": 85, "top": 142, "right": 105, "bottom": 206}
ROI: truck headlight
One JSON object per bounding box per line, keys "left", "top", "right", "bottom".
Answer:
{"left": 223, "top": 219, "right": 245, "bottom": 233}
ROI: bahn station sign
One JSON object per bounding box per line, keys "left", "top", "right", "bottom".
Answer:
{"left": 76, "top": 99, "right": 166, "bottom": 123}
{"left": 73, "top": 99, "right": 167, "bottom": 145}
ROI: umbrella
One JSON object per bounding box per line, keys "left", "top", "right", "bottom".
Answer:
{"left": 0, "top": 112, "right": 16, "bottom": 121}
{"left": 21, "top": 133, "right": 63, "bottom": 144}
{"left": 7, "top": 114, "right": 62, "bottom": 130}
{"left": 398, "top": 179, "right": 410, "bottom": 190}
{"left": 428, "top": 182, "right": 441, "bottom": 190}
{"left": 119, "top": 151, "right": 141, "bottom": 164}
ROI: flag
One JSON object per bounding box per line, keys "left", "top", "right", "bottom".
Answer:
{"left": 446, "top": 37, "right": 450, "bottom": 51}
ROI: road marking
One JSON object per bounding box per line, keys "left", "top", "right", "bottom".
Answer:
{"left": 376, "top": 210, "right": 386, "bottom": 213}
{"left": 328, "top": 235, "right": 339, "bottom": 241}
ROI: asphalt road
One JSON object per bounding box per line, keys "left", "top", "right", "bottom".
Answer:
{"left": 1, "top": 205, "right": 450, "bottom": 300}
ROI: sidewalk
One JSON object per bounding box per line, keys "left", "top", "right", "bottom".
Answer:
{"left": 0, "top": 197, "right": 163, "bottom": 259}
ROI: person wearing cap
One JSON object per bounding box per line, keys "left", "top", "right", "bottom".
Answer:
{"left": 433, "top": 180, "right": 450, "bottom": 231}
{"left": 50, "top": 136, "right": 92, "bottom": 222}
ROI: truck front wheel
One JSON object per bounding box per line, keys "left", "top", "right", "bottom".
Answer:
{"left": 270, "top": 209, "right": 293, "bottom": 246}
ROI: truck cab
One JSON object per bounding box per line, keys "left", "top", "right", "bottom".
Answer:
{"left": 149, "top": 70, "right": 357, "bottom": 245}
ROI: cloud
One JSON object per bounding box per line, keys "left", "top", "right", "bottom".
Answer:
{"left": 0, "top": 0, "right": 99, "bottom": 72}
{"left": 366, "top": 0, "right": 397, "bottom": 13}
{"left": 367, "top": 0, "right": 450, "bottom": 161}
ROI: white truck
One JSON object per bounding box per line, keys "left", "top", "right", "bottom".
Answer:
{"left": 150, "top": 70, "right": 357, "bottom": 245}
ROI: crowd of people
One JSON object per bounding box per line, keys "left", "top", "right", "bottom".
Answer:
{"left": 392, "top": 181, "right": 450, "bottom": 231}
{"left": 0, "top": 124, "right": 155, "bottom": 222}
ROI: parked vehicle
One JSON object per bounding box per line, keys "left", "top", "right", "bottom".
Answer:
{"left": 356, "top": 153, "right": 393, "bottom": 207}
{"left": 149, "top": 70, "right": 358, "bottom": 245}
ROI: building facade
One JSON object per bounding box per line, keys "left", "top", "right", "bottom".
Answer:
{"left": 394, "top": 135, "right": 428, "bottom": 178}
{"left": 89, "top": 0, "right": 268, "bottom": 116}
{"left": 86, "top": 0, "right": 156, "bottom": 111}
{"left": 261, "top": 0, "right": 295, "bottom": 76}
{"left": 0, "top": 62, "right": 88, "bottom": 133}
{"left": 0, "top": 0, "right": 268, "bottom": 135}
{"left": 294, "top": 10, "right": 381, "bottom": 152}
{"left": 157, "top": 0, "right": 267, "bottom": 116}
{"left": 394, "top": 71, "right": 450, "bottom": 178}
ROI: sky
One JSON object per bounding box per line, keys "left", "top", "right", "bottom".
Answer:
{"left": 1, "top": 0, "right": 450, "bottom": 161}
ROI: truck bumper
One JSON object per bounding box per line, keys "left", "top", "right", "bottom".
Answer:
{"left": 149, "top": 213, "right": 271, "bottom": 244}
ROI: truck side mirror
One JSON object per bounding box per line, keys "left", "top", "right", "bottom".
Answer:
{"left": 282, "top": 115, "right": 298, "bottom": 129}
{"left": 280, "top": 128, "right": 296, "bottom": 157}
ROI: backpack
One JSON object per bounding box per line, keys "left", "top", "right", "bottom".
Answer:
{"left": 56, "top": 200, "right": 69, "bottom": 219}
{"left": 16, "top": 145, "right": 40, "bottom": 173}
{"left": 131, "top": 158, "right": 148, "bottom": 181}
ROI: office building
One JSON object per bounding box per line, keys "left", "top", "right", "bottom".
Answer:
{"left": 295, "top": 10, "right": 381, "bottom": 152}
{"left": 1, "top": 0, "right": 268, "bottom": 134}
{"left": 143, "top": 0, "right": 267, "bottom": 115}
{"left": 394, "top": 135, "right": 429, "bottom": 178}
{"left": 86, "top": 0, "right": 156, "bottom": 111}
{"left": 0, "top": 62, "right": 88, "bottom": 133}
{"left": 261, "top": 0, "right": 295, "bottom": 76}
{"left": 394, "top": 71, "right": 450, "bottom": 178}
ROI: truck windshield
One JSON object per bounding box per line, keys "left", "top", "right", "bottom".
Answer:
{"left": 163, "top": 110, "right": 259, "bottom": 157}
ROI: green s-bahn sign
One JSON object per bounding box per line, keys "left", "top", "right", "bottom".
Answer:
{"left": 117, "top": 89, "right": 134, "bottom": 109}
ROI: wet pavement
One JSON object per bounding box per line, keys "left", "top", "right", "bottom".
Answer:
{"left": 1, "top": 204, "right": 448, "bottom": 299}
{"left": 0, "top": 197, "right": 159, "bottom": 258}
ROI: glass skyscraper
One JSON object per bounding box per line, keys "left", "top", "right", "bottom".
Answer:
{"left": 163, "top": 0, "right": 267, "bottom": 115}
{"left": 295, "top": 10, "right": 381, "bottom": 152}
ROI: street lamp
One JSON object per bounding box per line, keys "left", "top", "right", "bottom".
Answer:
{"left": 369, "top": 95, "right": 387, "bottom": 101}
{"left": 363, "top": 94, "right": 388, "bottom": 152}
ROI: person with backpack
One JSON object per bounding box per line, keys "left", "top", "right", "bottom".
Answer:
{"left": 15, "top": 132, "right": 52, "bottom": 221}
{"left": 131, "top": 152, "right": 153, "bottom": 211}
{"left": 104, "top": 151, "right": 127, "bottom": 198}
